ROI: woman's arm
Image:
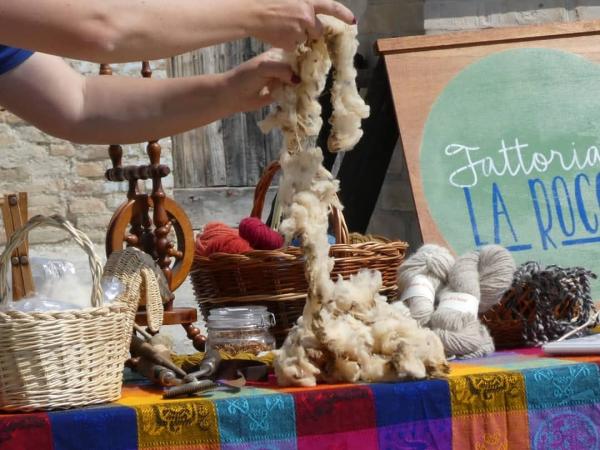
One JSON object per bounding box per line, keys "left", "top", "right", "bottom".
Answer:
{"left": 0, "top": 0, "right": 354, "bottom": 62}
{"left": 0, "top": 52, "right": 295, "bottom": 144}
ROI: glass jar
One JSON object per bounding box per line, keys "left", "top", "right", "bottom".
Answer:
{"left": 206, "top": 306, "right": 276, "bottom": 356}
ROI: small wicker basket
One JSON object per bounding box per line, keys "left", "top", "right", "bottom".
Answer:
{"left": 0, "top": 215, "right": 137, "bottom": 411}
{"left": 190, "top": 162, "right": 409, "bottom": 345}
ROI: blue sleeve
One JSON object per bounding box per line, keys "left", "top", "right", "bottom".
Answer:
{"left": 0, "top": 45, "right": 34, "bottom": 76}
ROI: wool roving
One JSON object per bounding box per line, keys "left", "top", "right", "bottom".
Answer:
{"left": 395, "top": 244, "right": 455, "bottom": 326}
{"left": 429, "top": 245, "right": 513, "bottom": 358}
{"left": 261, "top": 15, "right": 448, "bottom": 386}
{"left": 324, "top": 17, "right": 369, "bottom": 152}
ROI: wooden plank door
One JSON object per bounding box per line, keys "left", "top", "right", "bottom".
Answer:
{"left": 168, "top": 39, "right": 282, "bottom": 227}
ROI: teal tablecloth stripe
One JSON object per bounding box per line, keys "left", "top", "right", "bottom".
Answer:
{"left": 215, "top": 392, "right": 297, "bottom": 444}
{"left": 523, "top": 362, "right": 600, "bottom": 410}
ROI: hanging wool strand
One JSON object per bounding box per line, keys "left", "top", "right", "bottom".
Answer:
{"left": 261, "top": 16, "right": 448, "bottom": 386}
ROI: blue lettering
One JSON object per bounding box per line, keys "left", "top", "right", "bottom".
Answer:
{"left": 492, "top": 182, "right": 518, "bottom": 244}
{"left": 596, "top": 173, "right": 600, "bottom": 220}
{"left": 575, "top": 173, "right": 598, "bottom": 233}
{"left": 463, "top": 187, "right": 488, "bottom": 246}
{"left": 551, "top": 176, "right": 575, "bottom": 237}
{"left": 528, "top": 178, "right": 557, "bottom": 250}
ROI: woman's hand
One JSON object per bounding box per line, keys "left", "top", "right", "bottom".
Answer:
{"left": 244, "top": 0, "right": 355, "bottom": 51}
{"left": 222, "top": 50, "right": 299, "bottom": 113}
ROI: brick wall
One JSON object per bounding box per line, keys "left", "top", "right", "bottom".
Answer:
{"left": 0, "top": 59, "right": 172, "bottom": 246}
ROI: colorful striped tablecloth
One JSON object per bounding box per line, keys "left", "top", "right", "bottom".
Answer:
{"left": 2, "top": 347, "right": 600, "bottom": 450}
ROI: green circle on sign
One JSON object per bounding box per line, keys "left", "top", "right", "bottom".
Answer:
{"left": 420, "top": 48, "right": 600, "bottom": 294}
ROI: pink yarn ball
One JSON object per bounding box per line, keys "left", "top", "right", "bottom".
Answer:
{"left": 239, "top": 217, "right": 284, "bottom": 250}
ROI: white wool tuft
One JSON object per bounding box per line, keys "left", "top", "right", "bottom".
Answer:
{"left": 262, "top": 17, "right": 448, "bottom": 386}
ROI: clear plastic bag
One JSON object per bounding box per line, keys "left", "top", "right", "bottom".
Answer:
{"left": 6, "top": 257, "right": 76, "bottom": 301}
{"left": 2, "top": 258, "right": 124, "bottom": 312}
{"left": 101, "top": 276, "right": 124, "bottom": 302}
{"left": 30, "top": 257, "right": 77, "bottom": 288}
{"left": 4, "top": 296, "right": 82, "bottom": 312}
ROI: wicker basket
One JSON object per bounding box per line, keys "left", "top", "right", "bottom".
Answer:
{"left": 480, "top": 263, "right": 596, "bottom": 349}
{"left": 190, "top": 162, "right": 409, "bottom": 345}
{"left": 0, "top": 215, "right": 137, "bottom": 411}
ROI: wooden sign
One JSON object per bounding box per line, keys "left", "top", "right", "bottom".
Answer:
{"left": 378, "top": 21, "right": 600, "bottom": 295}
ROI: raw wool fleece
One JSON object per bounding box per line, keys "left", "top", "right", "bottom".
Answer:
{"left": 261, "top": 16, "right": 449, "bottom": 387}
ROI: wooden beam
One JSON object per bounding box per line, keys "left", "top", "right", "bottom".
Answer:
{"left": 1, "top": 193, "right": 34, "bottom": 300}
{"left": 377, "top": 19, "right": 600, "bottom": 55}
{"left": 17, "top": 193, "right": 34, "bottom": 296}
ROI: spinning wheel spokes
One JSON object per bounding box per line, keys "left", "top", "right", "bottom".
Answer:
{"left": 106, "top": 196, "right": 194, "bottom": 291}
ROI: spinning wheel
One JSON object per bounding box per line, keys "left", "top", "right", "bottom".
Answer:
{"left": 106, "top": 196, "right": 194, "bottom": 291}
{"left": 100, "top": 62, "right": 204, "bottom": 350}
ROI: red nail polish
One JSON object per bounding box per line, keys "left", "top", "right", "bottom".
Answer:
{"left": 291, "top": 74, "right": 301, "bottom": 84}
{"left": 352, "top": 17, "right": 357, "bottom": 25}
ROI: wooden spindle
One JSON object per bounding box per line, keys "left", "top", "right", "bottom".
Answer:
{"left": 99, "top": 63, "right": 113, "bottom": 75}
{"left": 147, "top": 140, "right": 172, "bottom": 284}
{"left": 108, "top": 145, "right": 123, "bottom": 169}
{"left": 141, "top": 61, "right": 152, "bottom": 78}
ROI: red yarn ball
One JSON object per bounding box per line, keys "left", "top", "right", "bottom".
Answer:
{"left": 201, "top": 235, "right": 252, "bottom": 256}
{"left": 195, "top": 222, "right": 252, "bottom": 256}
{"left": 239, "top": 217, "right": 284, "bottom": 250}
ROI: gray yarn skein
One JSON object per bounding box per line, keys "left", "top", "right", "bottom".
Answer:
{"left": 432, "top": 299, "right": 495, "bottom": 358}
{"left": 395, "top": 244, "right": 455, "bottom": 326}
{"left": 430, "top": 245, "right": 513, "bottom": 358}
{"left": 478, "top": 245, "right": 516, "bottom": 313}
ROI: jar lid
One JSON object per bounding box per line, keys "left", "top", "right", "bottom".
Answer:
{"left": 207, "top": 306, "right": 276, "bottom": 329}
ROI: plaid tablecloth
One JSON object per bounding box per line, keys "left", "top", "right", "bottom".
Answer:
{"left": 2, "top": 347, "right": 600, "bottom": 450}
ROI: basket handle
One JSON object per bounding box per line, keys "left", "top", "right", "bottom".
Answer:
{"left": 251, "top": 161, "right": 349, "bottom": 244}
{"left": 0, "top": 215, "right": 104, "bottom": 308}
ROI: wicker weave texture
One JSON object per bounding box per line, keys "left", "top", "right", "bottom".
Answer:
{"left": 103, "top": 247, "right": 165, "bottom": 333}
{"left": 0, "top": 215, "right": 136, "bottom": 411}
{"left": 190, "top": 162, "right": 409, "bottom": 344}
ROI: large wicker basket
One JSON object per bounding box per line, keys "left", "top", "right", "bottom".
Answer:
{"left": 190, "top": 162, "right": 409, "bottom": 345}
{"left": 0, "top": 215, "right": 137, "bottom": 411}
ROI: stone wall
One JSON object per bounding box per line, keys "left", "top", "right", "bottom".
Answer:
{"left": 365, "top": 0, "right": 600, "bottom": 252}
{"left": 0, "top": 59, "right": 171, "bottom": 247}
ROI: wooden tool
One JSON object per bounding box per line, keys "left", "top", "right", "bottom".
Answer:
{"left": 129, "top": 334, "right": 187, "bottom": 378}
{"left": 1, "top": 193, "right": 34, "bottom": 300}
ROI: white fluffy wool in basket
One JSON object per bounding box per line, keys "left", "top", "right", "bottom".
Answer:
{"left": 261, "top": 16, "right": 449, "bottom": 386}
